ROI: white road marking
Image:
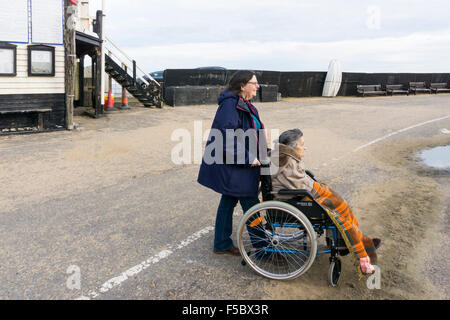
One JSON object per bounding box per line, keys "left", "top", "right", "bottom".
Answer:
{"left": 353, "top": 115, "right": 450, "bottom": 152}
{"left": 317, "top": 115, "right": 450, "bottom": 168}
{"left": 76, "top": 226, "right": 214, "bottom": 300}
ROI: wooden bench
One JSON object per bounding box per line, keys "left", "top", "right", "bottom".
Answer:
{"left": 357, "top": 84, "right": 387, "bottom": 97}
{"left": 430, "top": 83, "right": 450, "bottom": 94}
{"left": 0, "top": 106, "right": 51, "bottom": 130}
{"left": 408, "top": 82, "right": 431, "bottom": 94}
{"left": 385, "top": 84, "right": 409, "bottom": 96}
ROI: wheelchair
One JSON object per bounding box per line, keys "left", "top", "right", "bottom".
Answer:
{"left": 237, "top": 166, "right": 348, "bottom": 286}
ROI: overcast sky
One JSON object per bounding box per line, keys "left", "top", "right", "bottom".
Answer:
{"left": 89, "top": 0, "right": 450, "bottom": 73}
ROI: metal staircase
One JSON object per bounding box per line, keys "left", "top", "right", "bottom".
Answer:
{"left": 104, "top": 36, "right": 162, "bottom": 108}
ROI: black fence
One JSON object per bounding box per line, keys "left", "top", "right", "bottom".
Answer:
{"left": 339, "top": 72, "right": 450, "bottom": 96}
{"left": 162, "top": 69, "right": 450, "bottom": 106}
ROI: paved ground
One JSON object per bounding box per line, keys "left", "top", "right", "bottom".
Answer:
{"left": 0, "top": 94, "right": 449, "bottom": 300}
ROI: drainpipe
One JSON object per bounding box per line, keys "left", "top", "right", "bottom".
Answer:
{"left": 65, "top": 0, "right": 77, "bottom": 130}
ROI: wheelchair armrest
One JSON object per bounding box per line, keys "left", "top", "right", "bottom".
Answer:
{"left": 278, "top": 189, "right": 314, "bottom": 199}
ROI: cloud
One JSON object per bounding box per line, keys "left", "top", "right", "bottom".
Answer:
{"left": 122, "top": 29, "right": 450, "bottom": 73}
{"left": 88, "top": 0, "right": 450, "bottom": 72}
{"left": 93, "top": 0, "right": 450, "bottom": 43}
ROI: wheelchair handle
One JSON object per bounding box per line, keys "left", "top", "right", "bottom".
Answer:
{"left": 305, "top": 170, "right": 317, "bottom": 181}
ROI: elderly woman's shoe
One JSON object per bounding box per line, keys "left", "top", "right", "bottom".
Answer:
{"left": 373, "top": 238, "right": 381, "bottom": 249}
{"left": 213, "top": 246, "right": 241, "bottom": 256}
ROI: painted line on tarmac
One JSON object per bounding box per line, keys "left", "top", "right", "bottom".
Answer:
{"left": 315, "top": 115, "right": 450, "bottom": 169}
{"left": 353, "top": 115, "right": 450, "bottom": 152}
{"left": 76, "top": 115, "right": 449, "bottom": 300}
{"left": 75, "top": 226, "right": 214, "bottom": 300}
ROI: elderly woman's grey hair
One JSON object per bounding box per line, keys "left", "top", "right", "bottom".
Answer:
{"left": 278, "top": 128, "right": 303, "bottom": 148}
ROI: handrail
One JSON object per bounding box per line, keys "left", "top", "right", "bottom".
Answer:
{"left": 105, "top": 35, "right": 134, "bottom": 65}
{"left": 107, "top": 49, "right": 133, "bottom": 73}
{"left": 106, "top": 45, "right": 149, "bottom": 86}
{"left": 104, "top": 35, "right": 160, "bottom": 87}
{"left": 137, "top": 65, "right": 160, "bottom": 87}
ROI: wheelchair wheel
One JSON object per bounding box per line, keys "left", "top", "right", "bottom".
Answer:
{"left": 237, "top": 201, "right": 317, "bottom": 280}
{"left": 328, "top": 257, "right": 342, "bottom": 287}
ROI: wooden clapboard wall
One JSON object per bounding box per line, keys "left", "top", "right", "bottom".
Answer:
{"left": 0, "top": 0, "right": 66, "bottom": 131}
{"left": 0, "top": 45, "right": 65, "bottom": 95}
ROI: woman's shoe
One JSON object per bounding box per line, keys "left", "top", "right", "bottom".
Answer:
{"left": 213, "top": 246, "right": 241, "bottom": 256}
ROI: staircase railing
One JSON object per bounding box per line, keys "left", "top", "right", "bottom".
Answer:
{"left": 104, "top": 35, "right": 160, "bottom": 88}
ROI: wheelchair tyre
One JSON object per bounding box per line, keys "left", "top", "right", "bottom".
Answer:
{"left": 328, "top": 258, "right": 342, "bottom": 287}
{"left": 237, "top": 201, "right": 317, "bottom": 280}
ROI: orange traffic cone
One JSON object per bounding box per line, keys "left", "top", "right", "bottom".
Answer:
{"left": 104, "top": 90, "right": 116, "bottom": 111}
{"left": 120, "top": 87, "right": 130, "bottom": 109}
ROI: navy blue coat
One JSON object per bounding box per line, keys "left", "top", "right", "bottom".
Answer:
{"left": 197, "top": 90, "right": 266, "bottom": 198}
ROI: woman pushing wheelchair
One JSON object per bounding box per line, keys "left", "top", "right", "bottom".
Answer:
{"left": 197, "top": 70, "right": 380, "bottom": 278}
{"left": 270, "top": 128, "right": 381, "bottom": 275}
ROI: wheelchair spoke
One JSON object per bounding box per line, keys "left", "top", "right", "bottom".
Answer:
{"left": 277, "top": 242, "right": 308, "bottom": 270}
{"left": 238, "top": 203, "right": 317, "bottom": 280}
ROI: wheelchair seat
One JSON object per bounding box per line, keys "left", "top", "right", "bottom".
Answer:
{"left": 260, "top": 163, "right": 328, "bottom": 223}
{"left": 277, "top": 189, "right": 328, "bottom": 222}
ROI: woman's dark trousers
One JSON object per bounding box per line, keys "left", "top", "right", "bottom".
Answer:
{"left": 213, "top": 194, "right": 267, "bottom": 251}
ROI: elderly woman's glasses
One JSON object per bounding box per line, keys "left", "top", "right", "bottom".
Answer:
{"left": 247, "top": 81, "right": 259, "bottom": 86}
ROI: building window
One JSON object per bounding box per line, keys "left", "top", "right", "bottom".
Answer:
{"left": 28, "top": 45, "right": 55, "bottom": 76}
{"left": 0, "top": 42, "right": 17, "bottom": 76}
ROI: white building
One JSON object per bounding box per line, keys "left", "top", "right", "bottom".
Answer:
{"left": 0, "top": 0, "right": 104, "bottom": 133}
{"left": 0, "top": 0, "right": 161, "bottom": 133}
{"left": 0, "top": 0, "right": 68, "bottom": 132}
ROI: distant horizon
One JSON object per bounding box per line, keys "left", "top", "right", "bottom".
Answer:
{"left": 83, "top": 64, "right": 450, "bottom": 75}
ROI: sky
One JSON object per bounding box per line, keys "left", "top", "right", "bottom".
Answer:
{"left": 88, "top": 0, "right": 450, "bottom": 73}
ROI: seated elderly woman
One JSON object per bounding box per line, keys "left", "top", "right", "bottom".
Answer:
{"left": 270, "top": 128, "right": 381, "bottom": 274}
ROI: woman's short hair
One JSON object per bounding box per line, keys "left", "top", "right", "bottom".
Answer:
{"left": 279, "top": 129, "right": 303, "bottom": 148}
{"left": 227, "top": 70, "right": 256, "bottom": 95}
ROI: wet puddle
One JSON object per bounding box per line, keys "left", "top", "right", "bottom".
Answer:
{"left": 418, "top": 146, "right": 450, "bottom": 170}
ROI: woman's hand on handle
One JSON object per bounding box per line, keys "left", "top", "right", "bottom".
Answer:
{"left": 251, "top": 158, "right": 261, "bottom": 167}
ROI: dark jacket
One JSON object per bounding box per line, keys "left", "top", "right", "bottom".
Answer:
{"left": 197, "top": 90, "right": 265, "bottom": 197}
